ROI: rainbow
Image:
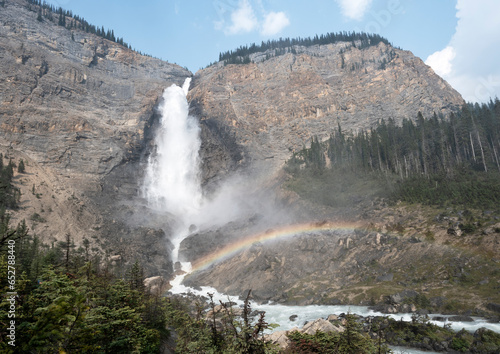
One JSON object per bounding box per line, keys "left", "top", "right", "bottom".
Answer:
{"left": 190, "top": 221, "right": 365, "bottom": 273}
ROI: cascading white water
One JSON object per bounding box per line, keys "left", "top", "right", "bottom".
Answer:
{"left": 143, "top": 77, "right": 201, "bottom": 264}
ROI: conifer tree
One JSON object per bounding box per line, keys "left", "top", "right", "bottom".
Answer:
{"left": 17, "top": 159, "right": 25, "bottom": 173}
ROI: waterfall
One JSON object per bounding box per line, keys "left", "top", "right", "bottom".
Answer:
{"left": 143, "top": 77, "right": 201, "bottom": 264}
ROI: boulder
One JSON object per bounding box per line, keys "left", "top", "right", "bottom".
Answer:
{"left": 388, "top": 293, "right": 402, "bottom": 304}
{"left": 301, "top": 318, "right": 344, "bottom": 335}
{"left": 430, "top": 296, "right": 446, "bottom": 308}
{"left": 432, "top": 316, "right": 447, "bottom": 322}
{"left": 143, "top": 276, "right": 167, "bottom": 294}
{"left": 144, "top": 275, "right": 162, "bottom": 287}
{"left": 400, "top": 303, "right": 417, "bottom": 313}
{"left": 265, "top": 330, "right": 293, "bottom": 349}
{"left": 386, "top": 305, "right": 398, "bottom": 314}
{"left": 327, "top": 314, "right": 339, "bottom": 321}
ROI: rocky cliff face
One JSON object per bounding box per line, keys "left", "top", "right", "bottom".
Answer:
{"left": 0, "top": 0, "right": 189, "bottom": 182}
{"left": 188, "top": 42, "right": 464, "bottom": 175}
{"left": 0, "top": 0, "right": 473, "bottom": 289}
{"left": 0, "top": 0, "right": 191, "bottom": 277}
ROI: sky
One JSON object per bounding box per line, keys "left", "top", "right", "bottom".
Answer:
{"left": 44, "top": 0, "right": 500, "bottom": 103}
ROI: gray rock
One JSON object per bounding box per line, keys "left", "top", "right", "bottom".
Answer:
{"left": 327, "top": 314, "right": 339, "bottom": 321}
{"left": 301, "top": 318, "right": 344, "bottom": 335}
{"left": 430, "top": 296, "right": 446, "bottom": 308}
{"left": 432, "top": 316, "right": 447, "bottom": 322}
{"left": 264, "top": 330, "right": 292, "bottom": 350}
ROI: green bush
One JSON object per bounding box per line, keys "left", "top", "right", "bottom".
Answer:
{"left": 286, "top": 314, "right": 386, "bottom": 353}
{"left": 450, "top": 330, "right": 473, "bottom": 352}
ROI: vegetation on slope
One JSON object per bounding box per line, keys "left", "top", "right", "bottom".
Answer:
{"left": 0, "top": 159, "right": 453, "bottom": 354}
{"left": 0, "top": 207, "right": 390, "bottom": 353}
{"left": 23, "top": 0, "right": 153, "bottom": 56}
{"left": 0, "top": 215, "right": 276, "bottom": 352}
{"left": 285, "top": 100, "right": 500, "bottom": 208}
{"left": 218, "top": 31, "right": 391, "bottom": 66}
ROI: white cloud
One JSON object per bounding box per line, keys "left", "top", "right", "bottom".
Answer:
{"left": 335, "top": 0, "right": 373, "bottom": 21}
{"left": 261, "top": 11, "right": 290, "bottom": 36}
{"left": 215, "top": 0, "right": 290, "bottom": 37}
{"left": 225, "top": 0, "right": 258, "bottom": 35}
{"left": 425, "top": 46, "right": 455, "bottom": 77}
{"left": 425, "top": 0, "right": 500, "bottom": 102}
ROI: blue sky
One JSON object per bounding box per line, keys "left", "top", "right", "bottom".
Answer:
{"left": 45, "top": 0, "right": 500, "bottom": 102}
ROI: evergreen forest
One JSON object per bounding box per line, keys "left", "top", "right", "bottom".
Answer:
{"left": 218, "top": 31, "right": 390, "bottom": 66}
{"left": 285, "top": 100, "right": 500, "bottom": 209}
{"left": 24, "top": 0, "right": 149, "bottom": 55}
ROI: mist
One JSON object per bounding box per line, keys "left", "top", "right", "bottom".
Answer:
{"left": 142, "top": 78, "right": 293, "bottom": 270}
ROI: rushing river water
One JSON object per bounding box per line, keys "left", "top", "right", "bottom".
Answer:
{"left": 169, "top": 275, "right": 500, "bottom": 335}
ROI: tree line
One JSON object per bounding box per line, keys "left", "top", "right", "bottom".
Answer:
{"left": 286, "top": 100, "right": 500, "bottom": 207}
{"left": 219, "top": 31, "right": 391, "bottom": 66}
{"left": 25, "top": 0, "right": 147, "bottom": 54}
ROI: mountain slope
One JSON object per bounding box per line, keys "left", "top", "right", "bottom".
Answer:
{"left": 189, "top": 41, "right": 464, "bottom": 177}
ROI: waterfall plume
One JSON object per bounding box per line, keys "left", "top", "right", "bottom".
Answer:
{"left": 142, "top": 78, "right": 201, "bottom": 262}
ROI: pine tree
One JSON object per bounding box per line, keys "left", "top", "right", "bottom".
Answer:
{"left": 17, "top": 159, "right": 25, "bottom": 173}
{"left": 337, "top": 313, "right": 377, "bottom": 353}
{"left": 127, "top": 260, "right": 145, "bottom": 291}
